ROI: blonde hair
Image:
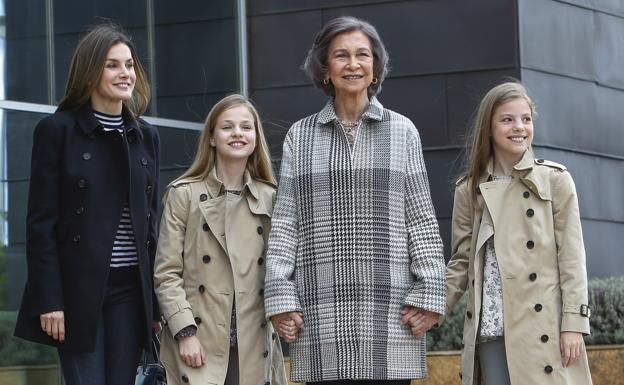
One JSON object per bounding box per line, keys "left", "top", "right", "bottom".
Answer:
{"left": 170, "top": 94, "right": 275, "bottom": 187}
{"left": 462, "top": 81, "right": 536, "bottom": 201}
{"left": 58, "top": 22, "right": 150, "bottom": 117}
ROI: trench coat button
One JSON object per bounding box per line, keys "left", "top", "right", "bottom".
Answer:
{"left": 258, "top": 257, "right": 264, "bottom": 265}
{"left": 529, "top": 273, "right": 537, "bottom": 281}
{"left": 534, "top": 303, "right": 543, "bottom": 312}
{"left": 200, "top": 193, "right": 208, "bottom": 202}
{"left": 263, "top": 350, "right": 269, "bottom": 358}
{"left": 537, "top": 159, "right": 545, "bottom": 164}
{"left": 476, "top": 187, "right": 481, "bottom": 195}
{"left": 199, "top": 285, "right": 205, "bottom": 293}
{"left": 526, "top": 208, "right": 535, "bottom": 217}
{"left": 141, "top": 157, "right": 147, "bottom": 166}
{"left": 146, "top": 185, "right": 152, "bottom": 194}
{"left": 523, "top": 191, "right": 530, "bottom": 198}
{"left": 264, "top": 382, "right": 270, "bottom": 385}
{"left": 77, "top": 179, "right": 87, "bottom": 189}
{"left": 544, "top": 365, "right": 553, "bottom": 373}
{"left": 202, "top": 255, "right": 211, "bottom": 263}
{"left": 261, "top": 321, "right": 267, "bottom": 328}
{"left": 76, "top": 206, "right": 85, "bottom": 215}
{"left": 82, "top": 152, "right": 91, "bottom": 160}
{"left": 259, "top": 288, "right": 264, "bottom": 296}
{"left": 203, "top": 223, "right": 209, "bottom": 231}
{"left": 466, "top": 311, "right": 472, "bottom": 319}
{"left": 459, "top": 372, "right": 462, "bottom": 379}
{"left": 181, "top": 374, "right": 189, "bottom": 383}
{"left": 194, "top": 316, "right": 202, "bottom": 325}
{"left": 541, "top": 334, "right": 549, "bottom": 342}
{"left": 257, "top": 226, "right": 263, "bottom": 235}
{"left": 526, "top": 240, "right": 535, "bottom": 249}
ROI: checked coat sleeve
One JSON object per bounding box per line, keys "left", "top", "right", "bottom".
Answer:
{"left": 264, "top": 131, "right": 303, "bottom": 318}
{"left": 402, "top": 128, "right": 446, "bottom": 315}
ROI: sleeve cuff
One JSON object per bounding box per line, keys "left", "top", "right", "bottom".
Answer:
{"left": 561, "top": 311, "right": 591, "bottom": 335}
{"left": 166, "top": 306, "right": 196, "bottom": 336}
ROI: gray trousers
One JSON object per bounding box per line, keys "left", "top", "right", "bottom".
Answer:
{"left": 477, "top": 338, "right": 512, "bottom": 385}
{"left": 224, "top": 345, "right": 239, "bottom": 385}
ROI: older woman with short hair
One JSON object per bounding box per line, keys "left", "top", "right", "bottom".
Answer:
{"left": 264, "top": 16, "right": 446, "bottom": 385}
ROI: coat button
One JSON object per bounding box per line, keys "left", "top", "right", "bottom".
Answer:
{"left": 141, "top": 157, "right": 148, "bottom": 166}
{"left": 200, "top": 193, "right": 208, "bottom": 202}
{"left": 466, "top": 311, "right": 472, "bottom": 319}
{"left": 147, "top": 212, "right": 151, "bottom": 220}
{"left": 263, "top": 350, "right": 269, "bottom": 358}
{"left": 471, "top": 279, "right": 475, "bottom": 287}
{"left": 537, "top": 159, "right": 545, "bottom": 164}
{"left": 264, "top": 382, "right": 270, "bottom": 385}
{"left": 526, "top": 240, "right": 534, "bottom": 249}
{"left": 272, "top": 332, "right": 277, "bottom": 340}
{"left": 259, "top": 288, "right": 264, "bottom": 296}
{"left": 76, "top": 206, "right": 85, "bottom": 215}
{"left": 146, "top": 240, "right": 150, "bottom": 248}
{"left": 476, "top": 187, "right": 481, "bottom": 195}
{"left": 181, "top": 374, "right": 189, "bottom": 383}
{"left": 534, "top": 304, "right": 543, "bottom": 312}
{"left": 523, "top": 191, "right": 530, "bottom": 198}
{"left": 258, "top": 257, "right": 264, "bottom": 265}
{"left": 529, "top": 273, "right": 537, "bottom": 281}
{"left": 526, "top": 208, "right": 534, "bottom": 217}
{"left": 541, "top": 334, "right": 549, "bottom": 343}
{"left": 128, "top": 136, "right": 135, "bottom": 143}
{"left": 199, "top": 285, "right": 205, "bottom": 293}
{"left": 82, "top": 152, "right": 91, "bottom": 160}
{"left": 544, "top": 365, "right": 553, "bottom": 373}
{"left": 202, "top": 255, "right": 211, "bottom": 263}
{"left": 257, "top": 226, "right": 263, "bottom": 235}
{"left": 203, "top": 223, "right": 209, "bottom": 231}
{"left": 146, "top": 185, "right": 152, "bottom": 194}
{"left": 73, "top": 234, "right": 81, "bottom": 243}
{"left": 77, "top": 179, "right": 87, "bottom": 189}
{"left": 261, "top": 321, "right": 267, "bottom": 328}
{"left": 194, "top": 316, "right": 202, "bottom": 325}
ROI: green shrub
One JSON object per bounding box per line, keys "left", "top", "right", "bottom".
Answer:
{"left": 0, "top": 311, "right": 57, "bottom": 366}
{"left": 427, "top": 276, "right": 624, "bottom": 351}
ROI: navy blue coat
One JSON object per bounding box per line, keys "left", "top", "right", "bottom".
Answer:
{"left": 14, "top": 103, "right": 160, "bottom": 352}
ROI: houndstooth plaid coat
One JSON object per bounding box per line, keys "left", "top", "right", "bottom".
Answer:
{"left": 264, "top": 98, "right": 446, "bottom": 382}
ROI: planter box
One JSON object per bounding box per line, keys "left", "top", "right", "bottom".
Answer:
{"left": 0, "top": 365, "right": 60, "bottom": 385}
{"left": 285, "top": 344, "right": 624, "bottom": 385}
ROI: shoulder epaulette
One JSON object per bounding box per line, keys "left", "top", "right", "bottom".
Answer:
{"left": 534, "top": 158, "right": 567, "bottom": 171}
{"left": 455, "top": 175, "right": 467, "bottom": 186}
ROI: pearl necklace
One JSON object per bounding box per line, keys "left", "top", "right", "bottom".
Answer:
{"left": 338, "top": 119, "right": 361, "bottom": 133}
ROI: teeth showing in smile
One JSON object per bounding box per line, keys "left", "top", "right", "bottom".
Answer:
{"left": 229, "top": 142, "right": 246, "bottom": 148}
{"left": 508, "top": 136, "right": 526, "bottom": 143}
{"left": 343, "top": 75, "right": 363, "bottom": 80}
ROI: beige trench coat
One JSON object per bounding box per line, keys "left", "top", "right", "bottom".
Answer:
{"left": 154, "top": 168, "right": 287, "bottom": 385}
{"left": 446, "top": 151, "right": 593, "bottom": 385}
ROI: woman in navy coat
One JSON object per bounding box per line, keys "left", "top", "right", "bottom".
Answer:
{"left": 14, "top": 23, "right": 160, "bottom": 385}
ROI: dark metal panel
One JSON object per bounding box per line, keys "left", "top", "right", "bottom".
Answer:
{"left": 581, "top": 220, "right": 624, "bottom": 278}
{"left": 249, "top": 0, "right": 321, "bottom": 15}
{"left": 155, "top": 20, "right": 238, "bottom": 97}
{"left": 5, "top": 0, "right": 46, "bottom": 39}
{"left": 156, "top": 91, "right": 235, "bottom": 122}
{"left": 519, "top": 0, "right": 595, "bottom": 81}
{"left": 248, "top": 11, "right": 323, "bottom": 89}
{"left": 322, "top": 0, "right": 518, "bottom": 77}
{"left": 522, "top": 69, "right": 624, "bottom": 158}
{"left": 422, "top": 148, "right": 461, "bottom": 221}
{"left": 555, "top": 0, "right": 624, "bottom": 18}
{"left": 446, "top": 69, "right": 521, "bottom": 146}
{"left": 53, "top": 0, "right": 148, "bottom": 33}
{"left": 595, "top": 12, "right": 624, "bottom": 89}
{"left": 5, "top": 38, "right": 49, "bottom": 103}
{"left": 381, "top": 75, "right": 448, "bottom": 147}
{"left": 154, "top": 0, "right": 234, "bottom": 24}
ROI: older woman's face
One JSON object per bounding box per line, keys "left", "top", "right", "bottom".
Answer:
{"left": 325, "top": 30, "right": 374, "bottom": 99}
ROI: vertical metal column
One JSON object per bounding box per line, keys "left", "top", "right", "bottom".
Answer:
{"left": 146, "top": 0, "right": 157, "bottom": 115}
{"left": 45, "top": 0, "right": 55, "bottom": 104}
{"left": 236, "top": 0, "right": 248, "bottom": 97}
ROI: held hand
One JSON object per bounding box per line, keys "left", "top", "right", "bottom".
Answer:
{"left": 178, "top": 335, "right": 206, "bottom": 368}
{"left": 40, "top": 311, "right": 65, "bottom": 342}
{"left": 271, "top": 312, "right": 304, "bottom": 343}
{"left": 560, "top": 331, "right": 584, "bottom": 368}
{"left": 152, "top": 321, "right": 162, "bottom": 334}
{"left": 400, "top": 306, "right": 439, "bottom": 339}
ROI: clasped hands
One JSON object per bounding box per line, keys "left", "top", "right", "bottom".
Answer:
{"left": 272, "top": 306, "right": 439, "bottom": 343}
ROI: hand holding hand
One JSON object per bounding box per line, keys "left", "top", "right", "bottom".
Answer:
{"left": 152, "top": 321, "right": 162, "bottom": 334}
{"left": 40, "top": 311, "right": 65, "bottom": 342}
{"left": 179, "top": 335, "right": 206, "bottom": 368}
{"left": 400, "top": 306, "right": 439, "bottom": 339}
{"left": 271, "top": 312, "right": 304, "bottom": 343}
{"left": 560, "top": 331, "right": 584, "bottom": 368}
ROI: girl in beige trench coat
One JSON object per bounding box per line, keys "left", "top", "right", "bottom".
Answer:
{"left": 154, "top": 94, "right": 287, "bottom": 385}
{"left": 446, "top": 82, "right": 593, "bottom": 385}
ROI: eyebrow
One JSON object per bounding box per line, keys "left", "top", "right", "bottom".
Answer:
{"left": 105, "top": 58, "right": 133, "bottom": 62}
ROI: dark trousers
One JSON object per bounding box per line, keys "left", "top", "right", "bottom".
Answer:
{"left": 59, "top": 284, "right": 144, "bottom": 385}
{"left": 308, "top": 381, "right": 411, "bottom": 385}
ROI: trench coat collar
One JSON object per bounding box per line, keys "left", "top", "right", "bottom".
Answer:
{"left": 204, "top": 167, "right": 271, "bottom": 217}
{"left": 75, "top": 102, "right": 142, "bottom": 140}
{"left": 317, "top": 96, "right": 384, "bottom": 126}
{"left": 481, "top": 149, "right": 534, "bottom": 182}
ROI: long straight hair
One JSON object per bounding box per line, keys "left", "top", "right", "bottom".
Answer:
{"left": 462, "top": 81, "right": 536, "bottom": 201}
{"left": 58, "top": 23, "right": 150, "bottom": 117}
{"left": 170, "top": 94, "right": 275, "bottom": 187}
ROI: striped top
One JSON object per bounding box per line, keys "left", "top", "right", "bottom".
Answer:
{"left": 94, "top": 111, "right": 139, "bottom": 284}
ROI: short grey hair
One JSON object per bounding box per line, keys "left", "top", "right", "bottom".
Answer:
{"left": 303, "top": 16, "right": 389, "bottom": 98}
